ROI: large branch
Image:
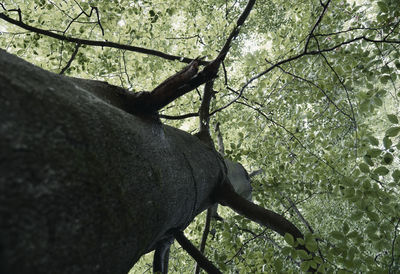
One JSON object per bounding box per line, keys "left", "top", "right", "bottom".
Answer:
{"left": 0, "top": 12, "right": 209, "bottom": 66}
{"left": 216, "top": 181, "right": 318, "bottom": 272}
{"left": 216, "top": 181, "right": 304, "bottom": 239}
{"left": 215, "top": 0, "right": 256, "bottom": 62}
{"left": 194, "top": 0, "right": 256, "bottom": 138}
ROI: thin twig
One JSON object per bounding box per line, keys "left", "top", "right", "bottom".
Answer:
{"left": 121, "top": 51, "right": 133, "bottom": 90}
{"left": 63, "top": 5, "right": 104, "bottom": 36}
{"left": 236, "top": 100, "right": 345, "bottom": 177}
{"left": 59, "top": 43, "right": 81, "bottom": 75}
{"left": 272, "top": 62, "right": 353, "bottom": 121}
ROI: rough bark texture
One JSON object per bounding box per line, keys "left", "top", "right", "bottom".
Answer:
{"left": 0, "top": 49, "right": 223, "bottom": 274}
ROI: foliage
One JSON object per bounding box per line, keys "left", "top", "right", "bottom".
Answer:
{"left": 1, "top": 0, "right": 400, "bottom": 273}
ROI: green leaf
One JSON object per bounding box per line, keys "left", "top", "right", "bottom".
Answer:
{"left": 344, "top": 187, "right": 355, "bottom": 198}
{"left": 385, "top": 127, "right": 400, "bottom": 137}
{"left": 344, "top": 259, "right": 354, "bottom": 269}
{"left": 347, "top": 230, "right": 359, "bottom": 238}
{"left": 367, "top": 136, "right": 379, "bottom": 146}
{"left": 342, "top": 222, "right": 350, "bottom": 234}
{"left": 392, "top": 170, "right": 400, "bottom": 183}
{"left": 281, "top": 246, "right": 291, "bottom": 256}
{"left": 297, "top": 249, "right": 309, "bottom": 260}
{"left": 305, "top": 239, "right": 318, "bottom": 252}
{"left": 363, "top": 155, "right": 374, "bottom": 166}
{"left": 374, "top": 166, "right": 389, "bottom": 176}
{"left": 310, "top": 261, "right": 317, "bottom": 270}
{"left": 382, "top": 153, "right": 393, "bottom": 165}
{"left": 380, "top": 75, "right": 391, "bottom": 84}
{"left": 362, "top": 181, "right": 371, "bottom": 190}
{"left": 296, "top": 237, "right": 305, "bottom": 245}
{"left": 313, "top": 256, "right": 323, "bottom": 264}
{"left": 300, "top": 261, "right": 310, "bottom": 272}
{"left": 367, "top": 148, "right": 382, "bottom": 158}
{"left": 366, "top": 212, "right": 379, "bottom": 222}
{"left": 359, "top": 163, "right": 370, "bottom": 173}
{"left": 359, "top": 101, "right": 370, "bottom": 113}
{"left": 350, "top": 211, "right": 363, "bottom": 221}
{"left": 387, "top": 114, "right": 399, "bottom": 124}
{"left": 331, "top": 231, "right": 345, "bottom": 241}
{"left": 284, "top": 233, "right": 295, "bottom": 246}
{"left": 377, "top": 1, "right": 389, "bottom": 13}
{"left": 373, "top": 96, "right": 383, "bottom": 106}
{"left": 383, "top": 136, "right": 392, "bottom": 149}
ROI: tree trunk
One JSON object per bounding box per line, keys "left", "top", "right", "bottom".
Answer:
{"left": 0, "top": 49, "right": 223, "bottom": 274}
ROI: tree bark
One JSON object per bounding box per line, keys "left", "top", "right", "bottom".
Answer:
{"left": 0, "top": 49, "right": 223, "bottom": 274}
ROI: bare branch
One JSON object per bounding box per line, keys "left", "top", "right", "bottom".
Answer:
{"left": 159, "top": 112, "right": 198, "bottom": 120}
{"left": 233, "top": 35, "right": 400, "bottom": 103}
{"left": 121, "top": 51, "right": 133, "bottom": 90}
{"left": 282, "top": 193, "right": 314, "bottom": 233}
{"left": 59, "top": 43, "right": 81, "bottom": 75}
{"left": 222, "top": 61, "right": 228, "bottom": 86}
{"left": 272, "top": 62, "right": 353, "bottom": 121}
{"left": 304, "top": 0, "right": 332, "bottom": 53}
{"left": 210, "top": 86, "right": 244, "bottom": 116}
{"left": 315, "top": 26, "right": 384, "bottom": 37}
{"left": 215, "top": 0, "right": 256, "bottom": 64}
{"left": 194, "top": 209, "right": 212, "bottom": 274}
{"left": 236, "top": 101, "right": 345, "bottom": 177}
{"left": 63, "top": 4, "right": 104, "bottom": 36}
{"left": 384, "top": 19, "right": 400, "bottom": 40}
{"left": 314, "top": 38, "right": 356, "bottom": 123}
{"left": 125, "top": 58, "right": 203, "bottom": 114}
{"left": 0, "top": 5, "right": 22, "bottom": 21}
{"left": 173, "top": 229, "right": 222, "bottom": 274}
{"left": 224, "top": 229, "right": 267, "bottom": 265}
{"left": 0, "top": 12, "right": 209, "bottom": 66}
{"left": 389, "top": 218, "right": 400, "bottom": 273}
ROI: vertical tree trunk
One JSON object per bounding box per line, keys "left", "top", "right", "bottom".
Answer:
{"left": 0, "top": 49, "right": 223, "bottom": 274}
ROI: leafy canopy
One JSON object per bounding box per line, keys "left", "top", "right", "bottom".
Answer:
{"left": 1, "top": 0, "right": 400, "bottom": 272}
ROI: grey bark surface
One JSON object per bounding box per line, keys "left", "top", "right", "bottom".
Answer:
{"left": 0, "top": 49, "right": 223, "bottom": 274}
